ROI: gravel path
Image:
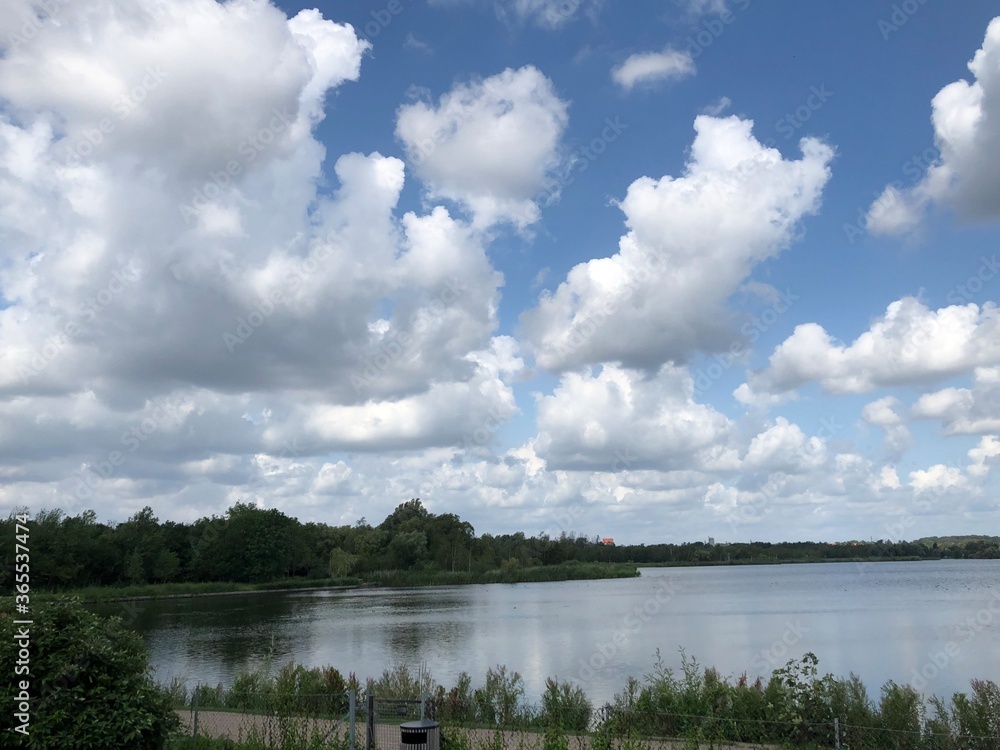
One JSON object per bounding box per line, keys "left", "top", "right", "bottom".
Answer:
{"left": 175, "top": 712, "right": 776, "bottom": 750}
{"left": 176, "top": 709, "right": 349, "bottom": 743}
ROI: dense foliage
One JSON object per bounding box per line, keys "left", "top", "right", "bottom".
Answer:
{"left": 1, "top": 501, "right": 997, "bottom": 593}
{"left": 0, "top": 597, "right": 178, "bottom": 748}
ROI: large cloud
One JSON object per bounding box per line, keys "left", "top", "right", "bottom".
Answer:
{"left": 0, "top": 0, "right": 518, "bottom": 519}
{"left": 534, "top": 365, "right": 734, "bottom": 472}
{"left": 738, "top": 298, "right": 1000, "bottom": 401}
{"left": 867, "top": 17, "right": 1000, "bottom": 236}
{"left": 912, "top": 366, "right": 1000, "bottom": 435}
{"left": 395, "top": 66, "right": 570, "bottom": 229}
{"left": 741, "top": 417, "right": 827, "bottom": 475}
{"left": 523, "top": 115, "right": 833, "bottom": 371}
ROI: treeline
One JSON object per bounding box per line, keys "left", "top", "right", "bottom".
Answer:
{"left": 619, "top": 537, "right": 1000, "bottom": 565}
{"left": 1, "top": 500, "right": 997, "bottom": 592}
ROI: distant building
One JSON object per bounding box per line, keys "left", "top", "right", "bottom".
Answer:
{"left": 707, "top": 537, "right": 715, "bottom": 546}
{"left": 602, "top": 537, "right": 615, "bottom": 545}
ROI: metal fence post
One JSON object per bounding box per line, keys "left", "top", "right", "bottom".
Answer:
{"left": 192, "top": 683, "right": 200, "bottom": 746}
{"left": 349, "top": 689, "right": 357, "bottom": 750}
{"left": 834, "top": 716, "right": 840, "bottom": 750}
{"left": 420, "top": 692, "right": 426, "bottom": 721}
{"left": 367, "top": 694, "right": 375, "bottom": 750}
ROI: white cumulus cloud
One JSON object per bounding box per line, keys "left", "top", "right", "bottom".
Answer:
{"left": 395, "top": 66, "right": 570, "bottom": 229}
{"left": 523, "top": 115, "right": 833, "bottom": 372}
{"left": 0, "top": 0, "right": 521, "bottom": 521}
{"left": 739, "top": 298, "right": 1000, "bottom": 401}
{"left": 912, "top": 366, "right": 1000, "bottom": 434}
{"left": 612, "top": 50, "right": 695, "bottom": 91}
{"left": 534, "top": 364, "right": 733, "bottom": 472}
{"left": 867, "top": 17, "right": 1000, "bottom": 236}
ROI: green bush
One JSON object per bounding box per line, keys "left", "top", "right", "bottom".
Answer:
{"left": 367, "top": 663, "right": 436, "bottom": 699}
{"left": 923, "top": 679, "right": 1000, "bottom": 750}
{"left": 435, "top": 671, "right": 476, "bottom": 723}
{"left": 540, "top": 677, "right": 592, "bottom": 731}
{"left": 878, "top": 681, "right": 924, "bottom": 743}
{"left": 0, "top": 596, "right": 178, "bottom": 748}
{"left": 476, "top": 665, "right": 526, "bottom": 726}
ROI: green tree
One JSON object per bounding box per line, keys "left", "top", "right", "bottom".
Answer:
{"left": 189, "top": 515, "right": 226, "bottom": 580}
{"left": 116, "top": 507, "right": 164, "bottom": 584}
{"left": 428, "top": 513, "right": 475, "bottom": 571}
{"left": 328, "top": 548, "right": 359, "bottom": 577}
{"left": 388, "top": 530, "right": 429, "bottom": 569}
{"left": 379, "top": 498, "right": 430, "bottom": 535}
{"left": 150, "top": 549, "right": 180, "bottom": 583}
{"left": 351, "top": 526, "right": 389, "bottom": 570}
{"left": 0, "top": 597, "right": 178, "bottom": 748}
{"left": 217, "top": 502, "right": 296, "bottom": 582}
{"left": 125, "top": 550, "right": 146, "bottom": 584}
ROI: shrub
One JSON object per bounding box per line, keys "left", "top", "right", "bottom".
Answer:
{"left": 367, "top": 663, "right": 436, "bottom": 699}
{"left": 949, "top": 679, "right": 1000, "bottom": 746}
{"left": 878, "top": 681, "right": 923, "bottom": 741}
{"left": 476, "top": 665, "right": 525, "bottom": 726}
{"left": 436, "top": 671, "right": 476, "bottom": 723}
{"left": 0, "top": 596, "right": 178, "bottom": 748}
{"left": 541, "top": 677, "right": 592, "bottom": 731}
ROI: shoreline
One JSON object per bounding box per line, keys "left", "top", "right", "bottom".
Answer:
{"left": 23, "top": 555, "right": 976, "bottom": 605}
{"left": 82, "top": 583, "right": 366, "bottom": 603}
{"left": 25, "top": 562, "right": 641, "bottom": 604}
{"left": 637, "top": 554, "right": 933, "bottom": 567}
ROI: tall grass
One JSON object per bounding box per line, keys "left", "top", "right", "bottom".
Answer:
{"left": 169, "top": 661, "right": 360, "bottom": 716}
{"left": 597, "top": 651, "right": 1000, "bottom": 749}
{"left": 166, "top": 653, "right": 1000, "bottom": 750}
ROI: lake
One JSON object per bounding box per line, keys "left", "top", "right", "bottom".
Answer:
{"left": 107, "top": 560, "right": 1000, "bottom": 705}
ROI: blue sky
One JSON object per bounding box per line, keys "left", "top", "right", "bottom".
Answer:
{"left": 1, "top": 0, "right": 999, "bottom": 542}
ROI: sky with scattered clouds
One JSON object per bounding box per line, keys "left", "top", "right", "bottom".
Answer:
{"left": 1, "top": 0, "right": 999, "bottom": 543}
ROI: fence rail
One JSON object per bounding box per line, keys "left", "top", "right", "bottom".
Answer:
{"left": 366, "top": 694, "right": 429, "bottom": 750}
{"left": 177, "top": 689, "right": 358, "bottom": 748}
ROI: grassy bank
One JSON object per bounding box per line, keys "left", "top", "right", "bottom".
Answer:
{"left": 34, "top": 576, "right": 362, "bottom": 602}
{"left": 22, "top": 562, "right": 639, "bottom": 603}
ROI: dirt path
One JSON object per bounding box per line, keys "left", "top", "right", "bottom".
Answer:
{"left": 175, "top": 712, "right": 776, "bottom": 750}
{"left": 176, "top": 709, "right": 350, "bottom": 743}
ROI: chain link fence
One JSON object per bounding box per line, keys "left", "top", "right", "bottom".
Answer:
{"left": 366, "top": 695, "right": 430, "bottom": 750}
{"left": 430, "top": 701, "right": 1000, "bottom": 750}
{"left": 175, "top": 688, "right": 358, "bottom": 748}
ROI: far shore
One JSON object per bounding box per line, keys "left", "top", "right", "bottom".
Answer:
{"left": 14, "top": 561, "right": 641, "bottom": 604}
{"left": 8, "top": 555, "right": 980, "bottom": 606}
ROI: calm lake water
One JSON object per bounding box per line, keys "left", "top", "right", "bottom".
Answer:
{"left": 106, "top": 560, "right": 1000, "bottom": 705}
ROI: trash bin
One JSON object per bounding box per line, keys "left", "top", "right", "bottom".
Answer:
{"left": 400, "top": 720, "right": 440, "bottom": 750}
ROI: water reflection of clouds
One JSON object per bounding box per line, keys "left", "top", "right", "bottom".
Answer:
{"left": 136, "top": 561, "right": 1000, "bottom": 703}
